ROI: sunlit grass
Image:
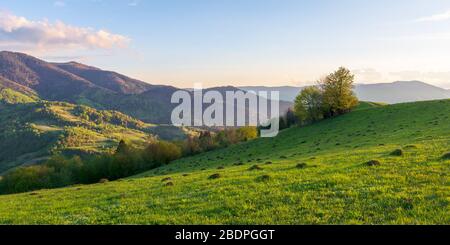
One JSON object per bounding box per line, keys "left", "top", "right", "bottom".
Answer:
{"left": 0, "top": 100, "right": 448, "bottom": 224}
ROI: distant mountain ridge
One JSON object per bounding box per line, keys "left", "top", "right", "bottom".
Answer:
{"left": 355, "top": 81, "right": 450, "bottom": 104}
{"left": 0, "top": 51, "right": 290, "bottom": 124}
{"left": 52, "top": 61, "right": 153, "bottom": 94}
{"left": 0, "top": 51, "right": 180, "bottom": 123}
{"left": 240, "top": 81, "right": 450, "bottom": 104}
{"left": 0, "top": 51, "right": 99, "bottom": 100}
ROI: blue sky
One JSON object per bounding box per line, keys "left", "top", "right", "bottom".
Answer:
{"left": 1, "top": 0, "right": 450, "bottom": 88}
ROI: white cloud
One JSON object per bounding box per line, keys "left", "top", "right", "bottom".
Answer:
{"left": 353, "top": 68, "right": 385, "bottom": 83}
{"left": 128, "top": 0, "right": 140, "bottom": 7}
{"left": 378, "top": 32, "right": 450, "bottom": 41}
{"left": 0, "top": 11, "right": 130, "bottom": 52}
{"left": 54, "top": 1, "right": 66, "bottom": 7}
{"left": 416, "top": 10, "right": 450, "bottom": 22}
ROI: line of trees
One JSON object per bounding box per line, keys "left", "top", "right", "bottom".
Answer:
{"left": 183, "top": 126, "right": 257, "bottom": 155}
{"left": 0, "top": 127, "right": 258, "bottom": 194}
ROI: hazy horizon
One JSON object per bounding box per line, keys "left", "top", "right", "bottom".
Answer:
{"left": 1, "top": 0, "right": 450, "bottom": 89}
{"left": 2, "top": 49, "right": 450, "bottom": 90}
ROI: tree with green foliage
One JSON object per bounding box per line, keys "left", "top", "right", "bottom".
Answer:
{"left": 115, "top": 140, "right": 131, "bottom": 155}
{"left": 285, "top": 108, "right": 298, "bottom": 128}
{"left": 294, "top": 86, "right": 324, "bottom": 124}
{"left": 198, "top": 131, "right": 216, "bottom": 151}
{"left": 236, "top": 127, "right": 258, "bottom": 141}
{"left": 0, "top": 165, "right": 54, "bottom": 194}
{"left": 278, "top": 116, "right": 287, "bottom": 130}
{"left": 144, "top": 141, "right": 182, "bottom": 166}
{"left": 320, "top": 67, "right": 359, "bottom": 117}
{"left": 183, "top": 135, "right": 202, "bottom": 155}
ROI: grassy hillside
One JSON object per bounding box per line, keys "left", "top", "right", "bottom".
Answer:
{"left": 0, "top": 88, "right": 37, "bottom": 104}
{"left": 0, "top": 100, "right": 448, "bottom": 224}
{"left": 0, "top": 99, "right": 152, "bottom": 172}
{"left": 354, "top": 101, "right": 386, "bottom": 111}
{"left": 0, "top": 90, "right": 193, "bottom": 173}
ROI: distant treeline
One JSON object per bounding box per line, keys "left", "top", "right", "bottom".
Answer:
{"left": 0, "top": 127, "right": 257, "bottom": 194}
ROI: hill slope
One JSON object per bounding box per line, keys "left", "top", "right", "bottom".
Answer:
{"left": 0, "top": 99, "right": 150, "bottom": 173}
{"left": 0, "top": 100, "right": 448, "bottom": 224}
{"left": 0, "top": 75, "right": 39, "bottom": 98}
{"left": 0, "top": 51, "right": 179, "bottom": 124}
{"left": 0, "top": 89, "right": 192, "bottom": 173}
{"left": 0, "top": 51, "right": 103, "bottom": 100}
{"left": 53, "top": 62, "right": 152, "bottom": 94}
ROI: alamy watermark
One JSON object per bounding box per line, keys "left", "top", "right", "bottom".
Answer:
{"left": 171, "top": 83, "right": 280, "bottom": 137}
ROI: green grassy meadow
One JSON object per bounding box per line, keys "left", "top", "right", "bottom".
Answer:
{"left": 0, "top": 100, "right": 448, "bottom": 224}
{"left": 0, "top": 89, "right": 193, "bottom": 173}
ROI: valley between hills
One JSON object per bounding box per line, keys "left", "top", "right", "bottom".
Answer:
{"left": 0, "top": 51, "right": 449, "bottom": 224}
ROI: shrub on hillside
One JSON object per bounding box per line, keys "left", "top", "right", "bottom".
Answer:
{"left": 365, "top": 160, "right": 381, "bottom": 166}
{"left": 248, "top": 165, "right": 263, "bottom": 171}
{"left": 256, "top": 175, "right": 271, "bottom": 182}
{"left": 164, "top": 182, "right": 174, "bottom": 187}
{"left": 208, "top": 173, "right": 221, "bottom": 179}
{"left": 99, "top": 178, "right": 109, "bottom": 183}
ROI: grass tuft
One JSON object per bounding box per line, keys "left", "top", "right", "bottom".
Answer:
{"left": 390, "top": 149, "right": 404, "bottom": 156}
{"left": 208, "top": 173, "right": 221, "bottom": 180}
{"left": 442, "top": 152, "right": 450, "bottom": 160}
{"left": 164, "top": 182, "right": 174, "bottom": 187}
{"left": 248, "top": 165, "right": 263, "bottom": 171}
{"left": 98, "top": 178, "right": 109, "bottom": 183}
{"left": 365, "top": 160, "right": 381, "bottom": 167}
{"left": 256, "top": 175, "right": 271, "bottom": 182}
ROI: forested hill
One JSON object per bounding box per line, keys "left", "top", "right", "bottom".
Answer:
{"left": 0, "top": 88, "right": 189, "bottom": 173}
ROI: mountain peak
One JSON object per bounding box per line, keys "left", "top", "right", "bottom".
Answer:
{"left": 0, "top": 51, "right": 156, "bottom": 95}
{"left": 0, "top": 50, "right": 24, "bottom": 56}
{"left": 392, "top": 80, "right": 428, "bottom": 85}
{"left": 52, "top": 61, "right": 153, "bottom": 94}
{"left": 53, "top": 61, "right": 101, "bottom": 71}
{"left": 0, "top": 51, "right": 38, "bottom": 61}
